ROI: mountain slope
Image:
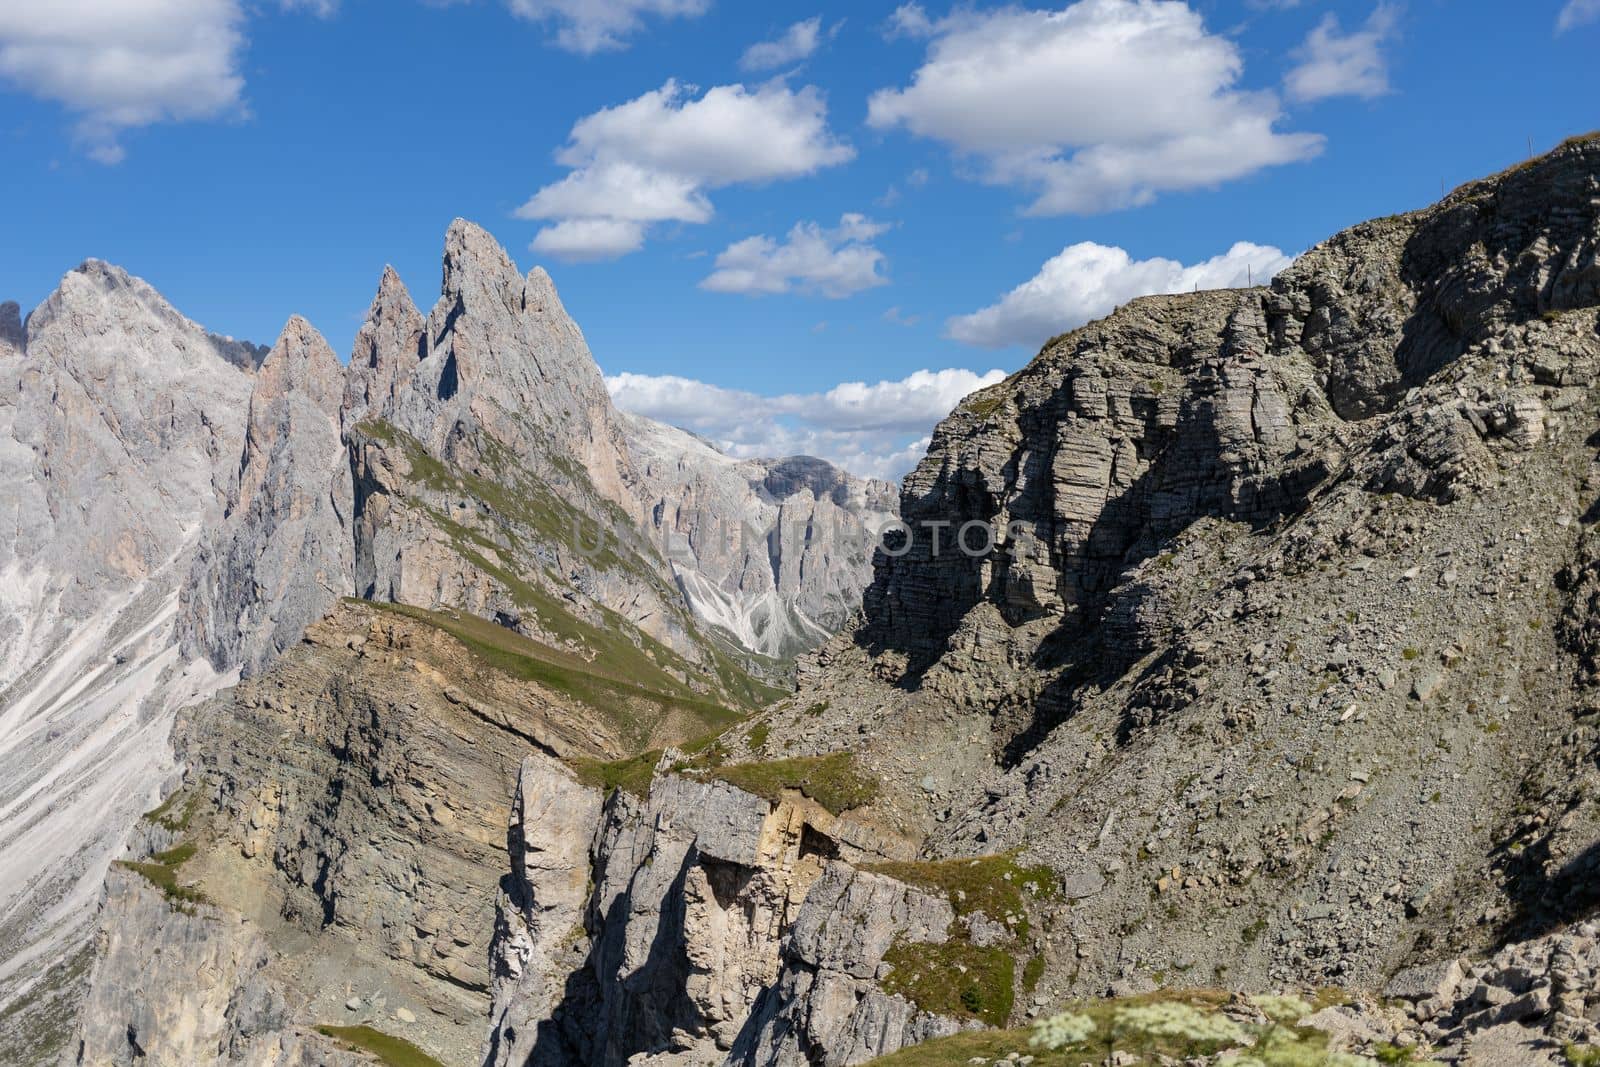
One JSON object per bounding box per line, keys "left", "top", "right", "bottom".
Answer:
{"left": 0, "top": 265, "right": 255, "bottom": 1053}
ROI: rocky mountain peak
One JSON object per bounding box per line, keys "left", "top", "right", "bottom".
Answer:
{"left": 249, "top": 312, "right": 337, "bottom": 407}
{"left": 182, "top": 313, "right": 353, "bottom": 677}
{"left": 441, "top": 217, "right": 521, "bottom": 304}
{"left": 343, "top": 264, "right": 425, "bottom": 425}
{"left": 244, "top": 316, "right": 345, "bottom": 474}
{"left": 380, "top": 218, "right": 635, "bottom": 508}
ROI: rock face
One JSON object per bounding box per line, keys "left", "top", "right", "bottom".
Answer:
{"left": 623, "top": 412, "right": 898, "bottom": 657}
{"left": 484, "top": 756, "right": 604, "bottom": 1067}
{"left": 726, "top": 863, "right": 968, "bottom": 1066}
{"left": 770, "top": 134, "right": 1600, "bottom": 1007}
{"left": 182, "top": 316, "right": 354, "bottom": 677}
{"left": 0, "top": 262, "right": 254, "bottom": 1057}
{"left": 483, "top": 751, "right": 933, "bottom": 1067}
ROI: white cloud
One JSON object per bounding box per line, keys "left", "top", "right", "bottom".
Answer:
{"left": 0, "top": 0, "right": 247, "bottom": 162}
{"left": 1285, "top": 5, "right": 1399, "bottom": 102}
{"left": 947, "top": 240, "right": 1295, "bottom": 349}
{"left": 607, "top": 367, "right": 1006, "bottom": 479}
{"left": 884, "top": 3, "right": 935, "bottom": 39}
{"left": 506, "top": 0, "right": 709, "bottom": 54}
{"left": 741, "top": 16, "right": 827, "bottom": 71}
{"left": 1557, "top": 0, "right": 1600, "bottom": 31}
{"left": 866, "top": 0, "right": 1323, "bottom": 214}
{"left": 517, "top": 79, "right": 853, "bottom": 260}
{"left": 531, "top": 218, "right": 647, "bottom": 260}
{"left": 702, "top": 214, "right": 889, "bottom": 298}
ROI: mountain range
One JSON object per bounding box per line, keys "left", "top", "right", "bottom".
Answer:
{"left": 7, "top": 135, "right": 1600, "bottom": 1067}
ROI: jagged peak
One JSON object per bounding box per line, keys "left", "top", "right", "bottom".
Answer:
{"left": 70, "top": 257, "right": 135, "bottom": 289}
{"left": 26, "top": 258, "right": 266, "bottom": 372}
{"left": 269, "top": 314, "right": 335, "bottom": 358}
{"left": 256, "top": 315, "right": 343, "bottom": 411}
{"left": 441, "top": 218, "right": 519, "bottom": 299}
{"left": 362, "top": 264, "right": 423, "bottom": 325}
{"left": 521, "top": 263, "right": 573, "bottom": 322}
{"left": 377, "top": 263, "right": 409, "bottom": 297}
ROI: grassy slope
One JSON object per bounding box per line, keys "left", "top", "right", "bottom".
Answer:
{"left": 361, "top": 599, "right": 746, "bottom": 753}
{"left": 358, "top": 419, "right": 785, "bottom": 712}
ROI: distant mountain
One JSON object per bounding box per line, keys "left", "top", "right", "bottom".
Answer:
{"left": 622, "top": 411, "right": 897, "bottom": 658}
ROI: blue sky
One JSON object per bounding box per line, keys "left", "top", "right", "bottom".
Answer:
{"left": 1, "top": 0, "right": 1597, "bottom": 476}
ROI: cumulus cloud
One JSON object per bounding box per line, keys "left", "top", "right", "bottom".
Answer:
{"left": 702, "top": 214, "right": 889, "bottom": 298}
{"left": 531, "top": 218, "right": 648, "bottom": 260}
{"left": 1557, "top": 0, "right": 1600, "bottom": 31}
{"left": 0, "top": 0, "right": 247, "bottom": 163}
{"left": 506, "top": 0, "right": 709, "bottom": 54}
{"left": 947, "top": 240, "right": 1295, "bottom": 349}
{"left": 1285, "top": 5, "right": 1399, "bottom": 102}
{"left": 740, "top": 16, "right": 830, "bottom": 71}
{"left": 517, "top": 79, "right": 853, "bottom": 260}
{"left": 867, "top": 0, "right": 1323, "bottom": 214}
{"left": 607, "top": 367, "right": 1006, "bottom": 479}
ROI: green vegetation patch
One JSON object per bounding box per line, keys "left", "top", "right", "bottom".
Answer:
{"left": 115, "top": 841, "right": 208, "bottom": 911}
{"left": 863, "top": 854, "right": 1059, "bottom": 929}
{"left": 572, "top": 749, "right": 662, "bottom": 800}
{"left": 744, "top": 721, "right": 771, "bottom": 753}
{"left": 1565, "top": 1042, "right": 1600, "bottom": 1067}
{"left": 141, "top": 790, "right": 199, "bottom": 834}
{"left": 864, "top": 854, "right": 1061, "bottom": 1029}
{"left": 315, "top": 1025, "right": 445, "bottom": 1067}
{"left": 881, "top": 939, "right": 1017, "bottom": 1029}
{"left": 690, "top": 751, "right": 878, "bottom": 815}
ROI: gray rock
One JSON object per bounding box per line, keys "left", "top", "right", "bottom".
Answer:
{"left": 622, "top": 412, "right": 897, "bottom": 657}
{"left": 1386, "top": 958, "right": 1465, "bottom": 1003}
{"left": 181, "top": 315, "right": 354, "bottom": 677}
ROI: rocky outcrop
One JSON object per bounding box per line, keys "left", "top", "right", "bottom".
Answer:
{"left": 182, "top": 316, "right": 354, "bottom": 677}
{"left": 484, "top": 750, "right": 929, "bottom": 1067}
{"left": 623, "top": 413, "right": 898, "bottom": 658}
{"left": 727, "top": 863, "right": 967, "bottom": 1066}
{"left": 484, "top": 756, "right": 604, "bottom": 1067}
